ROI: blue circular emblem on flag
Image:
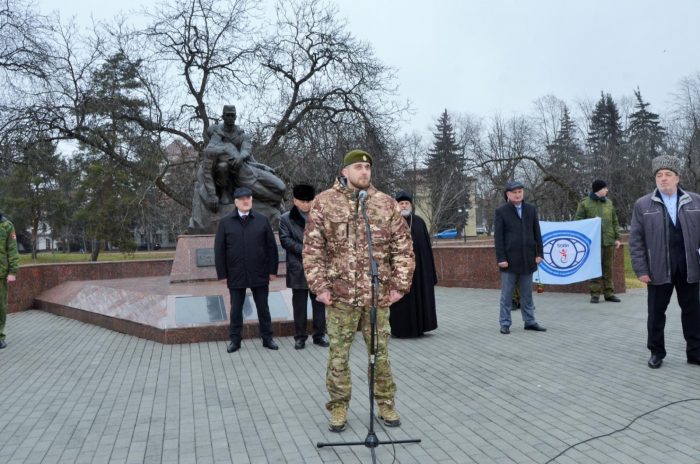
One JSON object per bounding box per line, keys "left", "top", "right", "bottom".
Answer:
{"left": 540, "top": 230, "right": 591, "bottom": 277}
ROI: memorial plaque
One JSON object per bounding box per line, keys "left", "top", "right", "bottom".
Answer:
{"left": 242, "top": 292, "right": 290, "bottom": 320}
{"left": 175, "top": 295, "right": 227, "bottom": 325}
{"left": 196, "top": 248, "right": 216, "bottom": 267}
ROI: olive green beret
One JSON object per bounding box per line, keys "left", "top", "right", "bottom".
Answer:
{"left": 343, "top": 149, "right": 373, "bottom": 167}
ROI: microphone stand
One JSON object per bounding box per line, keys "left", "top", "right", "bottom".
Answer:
{"left": 317, "top": 193, "right": 421, "bottom": 463}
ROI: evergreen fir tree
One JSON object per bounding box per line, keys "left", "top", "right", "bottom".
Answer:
{"left": 542, "top": 105, "right": 585, "bottom": 219}
{"left": 627, "top": 87, "right": 666, "bottom": 166}
{"left": 426, "top": 110, "right": 469, "bottom": 232}
{"left": 587, "top": 92, "right": 623, "bottom": 179}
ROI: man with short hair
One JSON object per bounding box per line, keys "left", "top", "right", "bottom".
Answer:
{"left": 215, "top": 187, "right": 279, "bottom": 353}
{"left": 279, "top": 184, "right": 329, "bottom": 350}
{"left": 575, "top": 179, "right": 622, "bottom": 303}
{"left": 0, "top": 211, "right": 19, "bottom": 350}
{"left": 303, "top": 150, "right": 415, "bottom": 433}
{"left": 629, "top": 155, "right": 700, "bottom": 369}
{"left": 494, "top": 181, "right": 546, "bottom": 335}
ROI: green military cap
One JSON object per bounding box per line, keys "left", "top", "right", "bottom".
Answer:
{"left": 222, "top": 104, "right": 237, "bottom": 114}
{"left": 343, "top": 149, "right": 373, "bottom": 167}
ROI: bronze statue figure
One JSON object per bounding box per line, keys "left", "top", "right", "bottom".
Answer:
{"left": 189, "top": 105, "right": 286, "bottom": 233}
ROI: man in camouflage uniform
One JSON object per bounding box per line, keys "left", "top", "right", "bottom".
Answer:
{"left": 575, "top": 179, "right": 622, "bottom": 303}
{"left": 303, "top": 150, "right": 415, "bottom": 432}
{"left": 0, "top": 212, "right": 20, "bottom": 349}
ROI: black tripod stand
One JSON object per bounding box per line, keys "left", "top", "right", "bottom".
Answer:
{"left": 317, "top": 191, "right": 421, "bottom": 463}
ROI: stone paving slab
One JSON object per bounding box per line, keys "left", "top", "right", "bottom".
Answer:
{"left": 1, "top": 287, "right": 700, "bottom": 463}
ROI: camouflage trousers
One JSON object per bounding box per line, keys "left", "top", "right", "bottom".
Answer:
{"left": 325, "top": 302, "right": 396, "bottom": 411}
{"left": 0, "top": 280, "right": 7, "bottom": 340}
{"left": 590, "top": 245, "right": 615, "bottom": 297}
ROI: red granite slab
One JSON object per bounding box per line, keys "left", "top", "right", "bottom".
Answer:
{"left": 34, "top": 276, "right": 301, "bottom": 344}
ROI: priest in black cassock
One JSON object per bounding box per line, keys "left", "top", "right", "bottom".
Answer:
{"left": 389, "top": 191, "right": 438, "bottom": 337}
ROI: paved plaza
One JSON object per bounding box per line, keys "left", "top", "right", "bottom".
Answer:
{"left": 1, "top": 287, "right": 700, "bottom": 464}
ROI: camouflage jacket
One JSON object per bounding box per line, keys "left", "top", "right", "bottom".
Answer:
{"left": 303, "top": 178, "right": 415, "bottom": 308}
{"left": 0, "top": 216, "right": 19, "bottom": 278}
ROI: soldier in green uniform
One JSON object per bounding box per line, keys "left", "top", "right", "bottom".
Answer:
{"left": 303, "top": 150, "right": 415, "bottom": 432}
{"left": 575, "top": 180, "right": 622, "bottom": 303}
{"left": 0, "top": 212, "right": 20, "bottom": 349}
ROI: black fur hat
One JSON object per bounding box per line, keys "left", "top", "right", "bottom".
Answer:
{"left": 292, "top": 184, "right": 315, "bottom": 201}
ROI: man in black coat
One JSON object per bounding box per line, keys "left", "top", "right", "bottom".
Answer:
{"left": 215, "top": 187, "right": 280, "bottom": 353}
{"left": 279, "top": 184, "right": 329, "bottom": 350}
{"left": 389, "top": 191, "right": 438, "bottom": 337}
{"left": 494, "top": 181, "right": 547, "bottom": 335}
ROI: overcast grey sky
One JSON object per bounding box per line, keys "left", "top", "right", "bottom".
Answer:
{"left": 37, "top": 0, "right": 700, "bottom": 134}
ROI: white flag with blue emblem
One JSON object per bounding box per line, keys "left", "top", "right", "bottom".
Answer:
{"left": 536, "top": 218, "right": 602, "bottom": 285}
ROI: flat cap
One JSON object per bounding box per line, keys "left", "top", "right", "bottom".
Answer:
{"left": 233, "top": 186, "right": 253, "bottom": 198}
{"left": 504, "top": 180, "right": 525, "bottom": 193}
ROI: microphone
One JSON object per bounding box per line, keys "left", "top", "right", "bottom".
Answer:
{"left": 357, "top": 190, "right": 367, "bottom": 205}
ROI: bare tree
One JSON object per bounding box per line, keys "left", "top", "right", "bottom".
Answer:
{"left": 1, "top": 0, "right": 406, "bottom": 217}
{"left": 531, "top": 95, "right": 565, "bottom": 147}
{"left": 252, "top": 0, "right": 404, "bottom": 161}
{"left": 0, "top": 0, "right": 48, "bottom": 79}
{"left": 672, "top": 73, "right": 700, "bottom": 190}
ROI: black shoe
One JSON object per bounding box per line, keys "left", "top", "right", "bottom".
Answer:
{"left": 0, "top": 340, "right": 6, "bottom": 349}
{"left": 648, "top": 354, "right": 663, "bottom": 369}
{"left": 590, "top": 296, "right": 600, "bottom": 304}
{"left": 500, "top": 326, "right": 510, "bottom": 335}
{"left": 262, "top": 339, "right": 279, "bottom": 350}
{"left": 313, "top": 336, "right": 330, "bottom": 347}
{"left": 687, "top": 358, "right": 700, "bottom": 366}
{"left": 605, "top": 295, "right": 621, "bottom": 302}
{"left": 227, "top": 341, "right": 241, "bottom": 353}
{"left": 524, "top": 323, "right": 547, "bottom": 332}
{"left": 511, "top": 299, "right": 520, "bottom": 311}
{"left": 294, "top": 339, "right": 306, "bottom": 350}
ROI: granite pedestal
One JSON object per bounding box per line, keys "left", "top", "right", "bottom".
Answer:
{"left": 34, "top": 234, "right": 305, "bottom": 344}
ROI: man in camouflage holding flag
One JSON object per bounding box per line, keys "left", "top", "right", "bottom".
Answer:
{"left": 303, "top": 149, "right": 415, "bottom": 433}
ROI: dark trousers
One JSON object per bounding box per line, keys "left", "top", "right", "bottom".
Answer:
{"left": 292, "top": 289, "right": 326, "bottom": 341}
{"left": 229, "top": 286, "right": 273, "bottom": 342}
{"left": 647, "top": 270, "right": 700, "bottom": 359}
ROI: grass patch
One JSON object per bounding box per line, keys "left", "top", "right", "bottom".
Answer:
{"left": 623, "top": 246, "right": 645, "bottom": 289}
{"left": 19, "top": 251, "right": 175, "bottom": 265}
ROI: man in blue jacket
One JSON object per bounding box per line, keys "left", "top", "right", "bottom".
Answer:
{"left": 494, "top": 181, "right": 547, "bottom": 335}
{"left": 630, "top": 155, "right": 700, "bottom": 369}
{"left": 215, "top": 187, "right": 280, "bottom": 353}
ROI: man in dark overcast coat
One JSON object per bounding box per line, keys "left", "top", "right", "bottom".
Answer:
{"left": 494, "top": 181, "right": 546, "bottom": 335}
{"left": 279, "top": 184, "right": 329, "bottom": 350}
{"left": 215, "top": 187, "right": 279, "bottom": 353}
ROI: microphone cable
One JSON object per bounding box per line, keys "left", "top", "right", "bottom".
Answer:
{"left": 372, "top": 413, "right": 398, "bottom": 464}
{"left": 544, "top": 397, "right": 700, "bottom": 463}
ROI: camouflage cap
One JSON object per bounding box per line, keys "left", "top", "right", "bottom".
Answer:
{"left": 343, "top": 149, "right": 373, "bottom": 167}
{"left": 222, "top": 104, "right": 237, "bottom": 115}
